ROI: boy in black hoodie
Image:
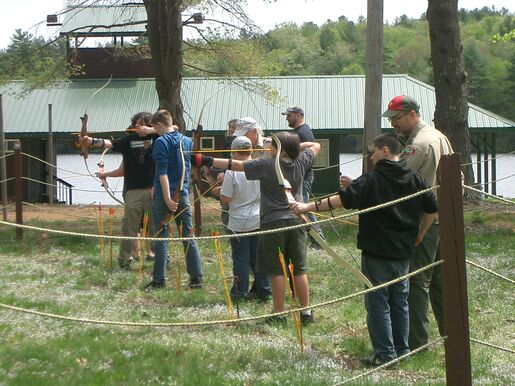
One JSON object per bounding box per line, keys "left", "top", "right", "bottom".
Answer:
{"left": 290, "top": 133, "right": 438, "bottom": 367}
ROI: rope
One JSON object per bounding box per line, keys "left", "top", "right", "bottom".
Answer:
{"left": 20, "top": 152, "right": 91, "bottom": 177}
{"left": 466, "top": 259, "right": 514, "bottom": 285}
{"left": 461, "top": 150, "right": 515, "bottom": 166}
{"left": 0, "top": 152, "right": 13, "bottom": 160}
{"left": 21, "top": 176, "right": 123, "bottom": 194}
{"left": 0, "top": 185, "right": 440, "bottom": 242}
{"left": 188, "top": 148, "right": 270, "bottom": 154}
{"left": 0, "top": 260, "right": 442, "bottom": 327}
{"left": 464, "top": 185, "right": 515, "bottom": 205}
{"left": 470, "top": 338, "right": 515, "bottom": 354}
{"left": 21, "top": 202, "right": 117, "bottom": 221}
{"left": 463, "top": 202, "right": 508, "bottom": 214}
{"left": 0, "top": 177, "right": 14, "bottom": 184}
{"left": 338, "top": 337, "right": 446, "bottom": 385}
{"left": 471, "top": 172, "right": 515, "bottom": 188}
{"left": 313, "top": 154, "right": 367, "bottom": 172}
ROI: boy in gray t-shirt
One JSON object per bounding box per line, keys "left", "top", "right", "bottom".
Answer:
{"left": 191, "top": 132, "right": 320, "bottom": 324}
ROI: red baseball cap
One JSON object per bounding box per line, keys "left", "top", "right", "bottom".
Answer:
{"left": 381, "top": 95, "right": 420, "bottom": 118}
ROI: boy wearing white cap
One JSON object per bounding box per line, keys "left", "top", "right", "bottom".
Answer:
{"left": 220, "top": 136, "right": 271, "bottom": 300}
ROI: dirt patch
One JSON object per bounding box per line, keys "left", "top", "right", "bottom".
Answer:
{"left": 4, "top": 200, "right": 224, "bottom": 223}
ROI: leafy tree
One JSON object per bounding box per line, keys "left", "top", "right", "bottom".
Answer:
{"left": 463, "top": 44, "right": 490, "bottom": 105}
{"left": 0, "top": 29, "right": 78, "bottom": 89}
{"left": 427, "top": 0, "right": 475, "bottom": 188}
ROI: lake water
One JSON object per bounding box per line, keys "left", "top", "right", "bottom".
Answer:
{"left": 57, "top": 153, "right": 515, "bottom": 205}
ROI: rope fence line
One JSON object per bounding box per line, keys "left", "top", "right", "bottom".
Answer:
{"left": 0, "top": 177, "right": 14, "bottom": 184}
{"left": 20, "top": 152, "right": 92, "bottom": 177}
{"left": 313, "top": 155, "right": 367, "bottom": 172}
{"left": 470, "top": 172, "right": 515, "bottom": 188}
{"left": 463, "top": 201, "right": 508, "bottom": 214}
{"left": 21, "top": 202, "right": 122, "bottom": 221}
{"left": 464, "top": 185, "right": 515, "bottom": 205}
{"left": 461, "top": 149, "right": 515, "bottom": 166}
{"left": 338, "top": 337, "right": 446, "bottom": 385}
{"left": 470, "top": 338, "right": 515, "bottom": 354}
{"left": 0, "top": 260, "right": 442, "bottom": 327}
{"left": 0, "top": 185, "right": 440, "bottom": 242}
{"left": 21, "top": 176, "right": 124, "bottom": 194}
{"left": 0, "top": 152, "right": 13, "bottom": 160}
{"left": 466, "top": 259, "right": 514, "bottom": 285}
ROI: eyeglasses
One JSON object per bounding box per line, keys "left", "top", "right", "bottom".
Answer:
{"left": 388, "top": 112, "right": 410, "bottom": 123}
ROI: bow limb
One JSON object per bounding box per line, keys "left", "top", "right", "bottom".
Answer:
{"left": 271, "top": 135, "right": 373, "bottom": 288}
{"left": 97, "top": 148, "right": 124, "bottom": 206}
{"left": 80, "top": 76, "right": 113, "bottom": 175}
{"left": 192, "top": 122, "right": 203, "bottom": 236}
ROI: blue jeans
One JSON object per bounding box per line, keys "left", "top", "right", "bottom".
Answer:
{"left": 302, "top": 177, "right": 324, "bottom": 239}
{"left": 152, "top": 194, "right": 203, "bottom": 284}
{"left": 229, "top": 231, "right": 271, "bottom": 298}
{"left": 362, "top": 255, "right": 410, "bottom": 361}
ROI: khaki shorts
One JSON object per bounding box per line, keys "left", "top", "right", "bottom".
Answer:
{"left": 256, "top": 219, "right": 308, "bottom": 275}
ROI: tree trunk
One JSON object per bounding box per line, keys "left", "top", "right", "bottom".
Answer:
{"left": 427, "top": 0, "right": 476, "bottom": 193}
{"left": 143, "top": 0, "right": 186, "bottom": 131}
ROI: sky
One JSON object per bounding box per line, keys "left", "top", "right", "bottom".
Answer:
{"left": 1, "top": 0, "right": 514, "bottom": 49}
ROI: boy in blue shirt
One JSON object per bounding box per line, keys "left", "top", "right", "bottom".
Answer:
{"left": 145, "top": 110, "right": 203, "bottom": 290}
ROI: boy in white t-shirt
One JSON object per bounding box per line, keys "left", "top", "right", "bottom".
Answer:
{"left": 220, "top": 136, "right": 271, "bottom": 301}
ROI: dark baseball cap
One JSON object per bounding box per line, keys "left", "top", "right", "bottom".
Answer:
{"left": 281, "top": 105, "right": 304, "bottom": 115}
{"left": 381, "top": 95, "right": 420, "bottom": 118}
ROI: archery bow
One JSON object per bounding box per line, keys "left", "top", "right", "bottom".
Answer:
{"left": 192, "top": 120, "right": 203, "bottom": 236}
{"left": 271, "top": 134, "right": 373, "bottom": 288}
{"left": 189, "top": 86, "right": 227, "bottom": 236}
{"left": 97, "top": 147, "right": 124, "bottom": 205}
{"left": 79, "top": 76, "right": 113, "bottom": 179}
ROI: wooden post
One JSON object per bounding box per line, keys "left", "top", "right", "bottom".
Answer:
{"left": 0, "top": 94, "right": 8, "bottom": 221}
{"left": 438, "top": 154, "right": 471, "bottom": 386}
{"left": 490, "top": 133, "right": 496, "bottom": 195}
{"left": 47, "top": 104, "right": 54, "bottom": 204}
{"left": 482, "top": 134, "right": 489, "bottom": 194}
{"left": 362, "top": 0, "right": 383, "bottom": 172}
{"left": 13, "top": 141, "right": 23, "bottom": 240}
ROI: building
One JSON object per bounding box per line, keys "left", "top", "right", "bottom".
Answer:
{"left": 1, "top": 75, "right": 514, "bottom": 203}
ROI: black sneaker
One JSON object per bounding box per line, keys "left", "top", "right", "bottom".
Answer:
{"left": 144, "top": 281, "right": 166, "bottom": 291}
{"left": 360, "top": 354, "right": 398, "bottom": 369}
{"left": 118, "top": 259, "right": 132, "bottom": 270}
{"left": 188, "top": 277, "right": 203, "bottom": 289}
{"left": 300, "top": 311, "right": 315, "bottom": 326}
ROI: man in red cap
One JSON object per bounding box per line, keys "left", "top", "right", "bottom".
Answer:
{"left": 381, "top": 95, "right": 454, "bottom": 350}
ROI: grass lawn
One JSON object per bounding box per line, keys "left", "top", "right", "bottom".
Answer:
{"left": 0, "top": 200, "right": 513, "bottom": 385}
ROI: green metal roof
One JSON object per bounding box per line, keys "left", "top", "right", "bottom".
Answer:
{"left": 59, "top": 5, "right": 147, "bottom": 37}
{"left": 1, "top": 75, "right": 513, "bottom": 136}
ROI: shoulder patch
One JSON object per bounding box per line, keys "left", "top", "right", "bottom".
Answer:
{"left": 402, "top": 146, "right": 416, "bottom": 156}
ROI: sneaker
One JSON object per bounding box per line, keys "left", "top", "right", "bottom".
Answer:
{"left": 188, "top": 277, "right": 203, "bottom": 289}
{"left": 146, "top": 254, "right": 155, "bottom": 262}
{"left": 300, "top": 311, "right": 315, "bottom": 326}
{"left": 144, "top": 281, "right": 166, "bottom": 291}
{"left": 118, "top": 259, "right": 132, "bottom": 270}
{"left": 360, "top": 354, "right": 398, "bottom": 369}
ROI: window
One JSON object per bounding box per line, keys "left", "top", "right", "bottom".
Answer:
{"left": 313, "top": 139, "right": 329, "bottom": 168}
{"left": 4, "top": 139, "right": 20, "bottom": 154}
{"left": 201, "top": 137, "right": 214, "bottom": 150}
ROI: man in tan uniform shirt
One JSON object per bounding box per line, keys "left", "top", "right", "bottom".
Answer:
{"left": 382, "top": 95, "right": 453, "bottom": 350}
